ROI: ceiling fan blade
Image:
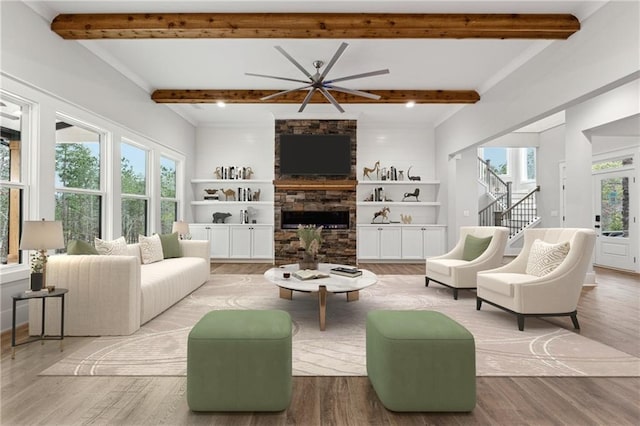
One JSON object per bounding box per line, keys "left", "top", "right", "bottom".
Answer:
{"left": 275, "top": 46, "right": 313, "bottom": 80}
{"left": 298, "top": 88, "right": 317, "bottom": 112}
{"left": 319, "top": 87, "right": 345, "bottom": 113}
{"left": 319, "top": 42, "right": 348, "bottom": 81}
{"left": 324, "top": 85, "right": 381, "bottom": 100}
{"left": 261, "top": 85, "right": 313, "bottom": 101}
{"left": 325, "top": 69, "right": 390, "bottom": 84}
{"left": 245, "top": 72, "right": 309, "bottom": 84}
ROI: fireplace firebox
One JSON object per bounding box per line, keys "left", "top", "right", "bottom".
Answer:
{"left": 281, "top": 210, "right": 349, "bottom": 230}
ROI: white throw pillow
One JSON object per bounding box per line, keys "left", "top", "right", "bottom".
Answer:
{"left": 139, "top": 234, "right": 164, "bottom": 264}
{"left": 525, "top": 239, "right": 570, "bottom": 277}
{"left": 94, "top": 236, "right": 128, "bottom": 255}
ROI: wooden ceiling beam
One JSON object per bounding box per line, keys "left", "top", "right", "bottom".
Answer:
{"left": 151, "top": 89, "right": 480, "bottom": 104}
{"left": 52, "top": 13, "right": 579, "bottom": 40}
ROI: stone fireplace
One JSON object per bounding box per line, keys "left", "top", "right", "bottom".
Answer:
{"left": 274, "top": 119, "right": 357, "bottom": 266}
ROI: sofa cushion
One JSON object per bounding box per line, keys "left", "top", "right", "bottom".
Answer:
{"left": 477, "top": 273, "right": 535, "bottom": 297}
{"left": 427, "top": 259, "right": 469, "bottom": 277}
{"left": 462, "top": 235, "right": 493, "bottom": 261}
{"left": 95, "top": 236, "right": 128, "bottom": 255}
{"left": 139, "top": 234, "right": 164, "bottom": 264}
{"left": 159, "top": 232, "right": 183, "bottom": 259}
{"left": 67, "top": 239, "right": 98, "bottom": 255}
{"left": 526, "top": 239, "right": 570, "bottom": 277}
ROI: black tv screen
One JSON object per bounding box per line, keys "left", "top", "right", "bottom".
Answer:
{"left": 280, "top": 134, "right": 351, "bottom": 176}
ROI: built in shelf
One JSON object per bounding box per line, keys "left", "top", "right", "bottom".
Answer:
{"left": 274, "top": 179, "right": 357, "bottom": 191}
{"left": 357, "top": 180, "right": 440, "bottom": 185}
{"left": 357, "top": 201, "right": 441, "bottom": 207}
{"left": 191, "top": 201, "right": 274, "bottom": 206}
{"left": 191, "top": 179, "right": 273, "bottom": 184}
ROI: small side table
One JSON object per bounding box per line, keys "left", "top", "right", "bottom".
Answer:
{"left": 11, "top": 288, "right": 68, "bottom": 359}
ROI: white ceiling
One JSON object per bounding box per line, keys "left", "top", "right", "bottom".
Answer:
{"left": 26, "top": 0, "right": 609, "bottom": 126}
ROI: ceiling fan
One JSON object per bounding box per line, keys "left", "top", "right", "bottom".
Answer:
{"left": 245, "top": 42, "right": 389, "bottom": 113}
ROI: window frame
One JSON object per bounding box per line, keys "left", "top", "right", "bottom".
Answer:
{"left": 120, "top": 140, "right": 150, "bottom": 242}
{"left": 159, "top": 155, "right": 179, "bottom": 234}
{"left": 54, "top": 113, "right": 106, "bottom": 250}
{"left": 0, "top": 91, "right": 32, "bottom": 271}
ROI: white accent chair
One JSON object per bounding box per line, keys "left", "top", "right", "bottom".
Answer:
{"left": 476, "top": 228, "right": 596, "bottom": 331}
{"left": 425, "top": 226, "right": 509, "bottom": 300}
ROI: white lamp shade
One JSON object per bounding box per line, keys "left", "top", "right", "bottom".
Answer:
{"left": 172, "top": 221, "right": 190, "bottom": 235}
{"left": 20, "top": 220, "right": 65, "bottom": 250}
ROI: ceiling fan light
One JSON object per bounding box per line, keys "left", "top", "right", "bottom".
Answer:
{"left": 405, "top": 101, "right": 416, "bottom": 108}
{"left": 216, "top": 101, "right": 226, "bottom": 108}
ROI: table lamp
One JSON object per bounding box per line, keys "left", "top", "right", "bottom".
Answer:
{"left": 172, "top": 221, "right": 191, "bottom": 240}
{"left": 20, "top": 219, "right": 65, "bottom": 290}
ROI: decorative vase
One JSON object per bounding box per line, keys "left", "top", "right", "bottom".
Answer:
{"left": 30, "top": 273, "right": 43, "bottom": 291}
{"left": 299, "top": 252, "right": 318, "bottom": 270}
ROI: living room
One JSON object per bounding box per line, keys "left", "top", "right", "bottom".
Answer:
{"left": 1, "top": 0, "right": 639, "bottom": 424}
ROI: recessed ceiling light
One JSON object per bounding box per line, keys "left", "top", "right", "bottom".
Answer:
{"left": 216, "top": 101, "right": 226, "bottom": 108}
{"left": 405, "top": 101, "right": 416, "bottom": 108}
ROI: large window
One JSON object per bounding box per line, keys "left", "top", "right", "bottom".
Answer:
{"left": 160, "top": 156, "right": 178, "bottom": 234}
{"left": 121, "top": 141, "right": 148, "bottom": 243}
{"left": 0, "top": 94, "right": 26, "bottom": 266}
{"left": 482, "top": 147, "right": 509, "bottom": 176}
{"left": 55, "top": 118, "right": 102, "bottom": 250}
{"left": 522, "top": 147, "right": 536, "bottom": 181}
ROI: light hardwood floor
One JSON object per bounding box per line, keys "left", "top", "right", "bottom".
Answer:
{"left": 1, "top": 265, "right": 639, "bottom": 425}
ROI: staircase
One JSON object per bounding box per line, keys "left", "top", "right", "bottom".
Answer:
{"left": 477, "top": 157, "right": 540, "bottom": 241}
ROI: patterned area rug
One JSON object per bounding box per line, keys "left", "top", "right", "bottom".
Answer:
{"left": 41, "top": 274, "right": 640, "bottom": 377}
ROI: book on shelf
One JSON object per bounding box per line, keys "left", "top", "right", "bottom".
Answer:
{"left": 293, "top": 269, "right": 330, "bottom": 280}
{"left": 330, "top": 267, "right": 363, "bottom": 278}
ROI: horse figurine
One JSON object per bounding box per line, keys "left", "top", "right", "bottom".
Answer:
{"left": 252, "top": 188, "right": 261, "bottom": 201}
{"left": 407, "top": 166, "right": 421, "bottom": 181}
{"left": 220, "top": 188, "right": 236, "bottom": 201}
{"left": 214, "top": 167, "right": 222, "bottom": 179}
{"left": 363, "top": 161, "right": 380, "bottom": 180}
{"left": 372, "top": 206, "right": 390, "bottom": 223}
{"left": 402, "top": 188, "right": 420, "bottom": 201}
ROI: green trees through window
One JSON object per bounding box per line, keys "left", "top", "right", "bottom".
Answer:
{"left": 55, "top": 121, "right": 102, "bottom": 250}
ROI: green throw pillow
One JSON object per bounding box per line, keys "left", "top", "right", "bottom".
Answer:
{"left": 462, "top": 234, "right": 493, "bottom": 261}
{"left": 67, "top": 239, "right": 99, "bottom": 255}
{"left": 159, "top": 232, "right": 183, "bottom": 259}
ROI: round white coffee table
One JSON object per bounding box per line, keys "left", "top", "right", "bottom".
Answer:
{"left": 264, "top": 263, "right": 378, "bottom": 331}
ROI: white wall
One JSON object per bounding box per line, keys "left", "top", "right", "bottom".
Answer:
{"left": 537, "top": 125, "right": 566, "bottom": 228}
{"left": 436, "top": 1, "right": 639, "bottom": 247}
{"left": 0, "top": 2, "right": 196, "bottom": 332}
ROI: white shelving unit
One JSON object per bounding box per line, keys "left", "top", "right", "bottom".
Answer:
{"left": 190, "top": 178, "right": 274, "bottom": 225}
{"left": 190, "top": 177, "right": 275, "bottom": 262}
{"left": 356, "top": 180, "right": 446, "bottom": 261}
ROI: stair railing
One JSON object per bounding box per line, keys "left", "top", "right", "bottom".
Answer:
{"left": 494, "top": 185, "right": 540, "bottom": 238}
{"left": 477, "top": 157, "right": 511, "bottom": 210}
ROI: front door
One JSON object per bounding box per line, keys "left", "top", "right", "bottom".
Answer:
{"left": 593, "top": 170, "right": 636, "bottom": 271}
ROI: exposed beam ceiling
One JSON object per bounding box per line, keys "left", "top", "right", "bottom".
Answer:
{"left": 51, "top": 13, "right": 580, "bottom": 40}
{"left": 151, "top": 89, "right": 480, "bottom": 105}
{"left": 52, "top": 12, "right": 579, "bottom": 107}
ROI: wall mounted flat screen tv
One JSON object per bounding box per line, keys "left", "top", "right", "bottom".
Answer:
{"left": 280, "top": 134, "right": 351, "bottom": 176}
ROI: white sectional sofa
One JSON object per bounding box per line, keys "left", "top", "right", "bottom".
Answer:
{"left": 29, "top": 240, "right": 210, "bottom": 336}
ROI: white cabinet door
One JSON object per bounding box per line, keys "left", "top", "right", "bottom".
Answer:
{"left": 401, "top": 227, "right": 425, "bottom": 260}
{"left": 379, "top": 226, "right": 402, "bottom": 259}
{"left": 229, "top": 226, "right": 252, "bottom": 258}
{"left": 357, "top": 227, "right": 380, "bottom": 260}
{"left": 210, "top": 225, "right": 230, "bottom": 258}
{"left": 251, "top": 225, "right": 274, "bottom": 259}
{"left": 423, "top": 227, "right": 445, "bottom": 258}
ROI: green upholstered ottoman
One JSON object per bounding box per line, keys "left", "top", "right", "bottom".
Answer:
{"left": 187, "top": 310, "right": 292, "bottom": 412}
{"left": 366, "top": 310, "right": 476, "bottom": 412}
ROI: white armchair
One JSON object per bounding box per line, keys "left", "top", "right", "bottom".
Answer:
{"left": 476, "top": 228, "right": 596, "bottom": 331}
{"left": 425, "top": 226, "right": 509, "bottom": 300}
